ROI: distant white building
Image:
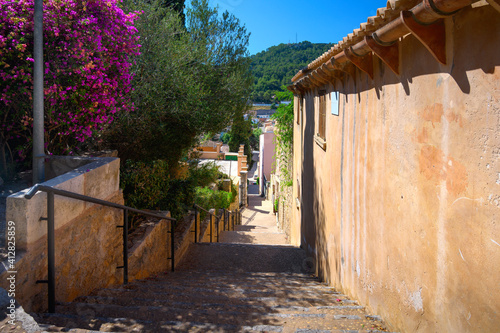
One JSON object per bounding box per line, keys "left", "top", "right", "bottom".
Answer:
{"left": 258, "top": 125, "right": 276, "bottom": 195}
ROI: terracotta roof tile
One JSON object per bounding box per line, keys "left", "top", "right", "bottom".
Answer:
{"left": 294, "top": 0, "right": 422, "bottom": 80}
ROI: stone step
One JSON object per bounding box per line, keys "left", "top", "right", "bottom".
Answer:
{"left": 133, "top": 278, "right": 332, "bottom": 292}
{"left": 126, "top": 278, "right": 334, "bottom": 294}
{"left": 100, "top": 277, "right": 346, "bottom": 298}
{"left": 157, "top": 269, "right": 323, "bottom": 281}
{"left": 51, "top": 301, "right": 381, "bottom": 331}
{"left": 37, "top": 312, "right": 285, "bottom": 332}
{"left": 90, "top": 284, "right": 355, "bottom": 308}
{"left": 89, "top": 287, "right": 357, "bottom": 310}
{"left": 174, "top": 243, "right": 310, "bottom": 274}
{"left": 73, "top": 294, "right": 365, "bottom": 315}
{"left": 135, "top": 271, "right": 329, "bottom": 289}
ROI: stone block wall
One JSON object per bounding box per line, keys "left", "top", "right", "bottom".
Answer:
{"left": 2, "top": 158, "right": 123, "bottom": 312}
{"left": 128, "top": 212, "right": 196, "bottom": 281}
{"left": 7, "top": 158, "right": 120, "bottom": 250}
{"left": 128, "top": 216, "right": 172, "bottom": 282}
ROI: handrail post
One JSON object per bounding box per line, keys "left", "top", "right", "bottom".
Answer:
{"left": 223, "top": 209, "right": 226, "bottom": 231}
{"left": 194, "top": 206, "right": 198, "bottom": 243}
{"left": 216, "top": 213, "right": 219, "bottom": 243}
{"left": 25, "top": 184, "right": 178, "bottom": 311}
{"left": 210, "top": 214, "right": 213, "bottom": 243}
{"left": 47, "top": 191, "right": 55, "bottom": 313}
{"left": 123, "top": 209, "right": 128, "bottom": 285}
{"left": 171, "top": 220, "right": 175, "bottom": 272}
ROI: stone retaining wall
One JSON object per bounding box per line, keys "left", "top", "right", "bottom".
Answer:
{"left": 1, "top": 158, "right": 123, "bottom": 312}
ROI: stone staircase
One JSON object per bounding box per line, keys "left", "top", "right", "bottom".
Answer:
{"left": 33, "top": 242, "right": 392, "bottom": 333}
{"left": 28, "top": 174, "right": 395, "bottom": 333}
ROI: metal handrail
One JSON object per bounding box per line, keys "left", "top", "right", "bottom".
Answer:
{"left": 25, "top": 184, "right": 177, "bottom": 313}
{"left": 193, "top": 204, "right": 221, "bottom": 243}
{"left": 192, "top": 204, "right": 240, "bottom": 242}
{"left": 192, "top": 204, "right": 218, "bottom": 218}
{"left": 25, "top": 185, "right": 176, "bottom": 221}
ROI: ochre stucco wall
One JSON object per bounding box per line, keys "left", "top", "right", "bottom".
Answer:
{"left": 293, "top": 5, "right": 499, "bottom": 332}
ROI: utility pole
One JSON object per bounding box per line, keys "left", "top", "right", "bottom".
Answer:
{"left": 33, "top": 0, "right": 45, "bottom": 184}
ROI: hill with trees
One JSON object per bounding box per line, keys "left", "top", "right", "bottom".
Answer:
{"left": 250, "top": 41, "right": 334, "bottom": 103}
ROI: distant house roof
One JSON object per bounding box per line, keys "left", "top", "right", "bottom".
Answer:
{"left": 255, "top": 109, "right": 275, "bottom": 116}
{"left": 289, "top": 0, "right": 479, "bottom": 93}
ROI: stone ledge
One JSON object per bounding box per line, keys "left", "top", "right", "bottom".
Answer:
{"left": 6, "top": 157, "right": 120, "bottom": 250}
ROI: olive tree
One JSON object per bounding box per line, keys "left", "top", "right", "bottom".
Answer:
{"left": 107, "top": 0, "right": 252, "bottom": 170}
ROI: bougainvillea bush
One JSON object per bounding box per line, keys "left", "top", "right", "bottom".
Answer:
{"left": 0, "top": 0, "right": 140, "bottom": 176}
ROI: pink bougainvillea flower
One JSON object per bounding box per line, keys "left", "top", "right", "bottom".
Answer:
{"left": 0, "top": 0, "right": 141, "bottom": 156}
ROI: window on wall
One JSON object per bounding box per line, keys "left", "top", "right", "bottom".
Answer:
{"left": 318, "top": 90, "right": 327, "bottom": 140}
{"left": 331, "top": 91, "right": 339, "bottom": 116}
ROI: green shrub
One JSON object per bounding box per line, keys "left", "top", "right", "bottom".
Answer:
{"left": 194, "top": 187, "right": 233, "bottom": 211}
{"left": 121, "top": 159, "right": 196, "bottom": 220}
{"left": 120, "top": 159, "right": 171, "bottom": 210}
{"left": 121, "top": 159, "right": 233, "bottom": 222}
{"left": 188, "top": 161, "right": 223, "bottom": 188}
{"left": 230, "top": 182, "right": 238, "bottom": 204}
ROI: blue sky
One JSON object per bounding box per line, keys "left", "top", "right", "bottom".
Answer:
{"left": 208, "top": 0, "right": 388, "bottom": 55}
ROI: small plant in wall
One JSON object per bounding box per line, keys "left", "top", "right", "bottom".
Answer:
{"left": 271, "top": 86, "right": 294, "bottom": 188}
{"left": 274, "top": 197, "right": 279, "bottom": 214}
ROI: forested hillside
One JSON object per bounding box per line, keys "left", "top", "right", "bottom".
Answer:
{"left": 250, "top": 41, "right": 334, "bottom": 103}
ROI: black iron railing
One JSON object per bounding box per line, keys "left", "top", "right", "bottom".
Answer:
{"left": 193, "top": 204, "right": 220, "bottom": 243}
{"left": 24, "top": 184, "right": 177, "bottom": 313}
{"left": 193, "top": 204, "right": 240, "bottom": 243}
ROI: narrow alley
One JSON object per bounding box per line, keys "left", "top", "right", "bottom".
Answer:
{"left": 33, "top": 152, "right": 395, "bottom": 332}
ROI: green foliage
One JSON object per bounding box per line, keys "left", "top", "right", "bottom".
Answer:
{"left": 194, "top": 187, "right": 233, "bottom": 211}
{"left": 121, "top": 159, "right": 228, "bottom": 220}
{"left": 249, "top": 127, "right": 262, "bottom": 150}
{"left": 121, "top": 160, "right": 192, "bottom": 218}
{"left": 228, "top": 110, "right": 251, "bottom": 151}
{"left": 250, "top": 42, "right": 334, "bottom": 103}
{"left": 230, "top": 182, "right": 238, "bottom": 200}
{"left": 228, "top": 109, "right": 253, "bottom": 165}
{"left": 143, "top": 0, "right": 186, "bottom": 25}
{"left": 120, "top": 160, "right": 170, "bottom": 210}
{"left": 271, "top": 87, "right": 294, "bottom": 187}
{"left": 220, "top": 132, "right": 231, "bottom": 144}
{"left": 275, "top": 87, "right": 293, "bottom": 102}
{"left": 188, "top": 161, "right": 224, "bottom": 187}
{"left": 106, "top": 0, "right": 252, "bottom": 170}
